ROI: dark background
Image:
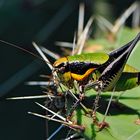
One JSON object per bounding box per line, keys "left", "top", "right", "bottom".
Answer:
{"left": 0, "top": 0, "right": 137, "bottom": 139}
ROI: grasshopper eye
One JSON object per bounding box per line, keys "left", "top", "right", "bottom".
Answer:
{"left": 58, "top": 66, "right": 66, "bottom": 74}
{"left": 53, "top": 63, "right": 66, "bottom": 74}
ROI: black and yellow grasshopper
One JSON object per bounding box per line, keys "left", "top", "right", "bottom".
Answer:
{"left": 53, "top": 32, "right": 140, "bottom": 128}
{"left": 53, "top": 32, "right": 140, "bottom": 93}
{"left": 1, "top": 33, "right": 139, "bottom": 94}
{"left": 1, "top": 32, "right": 140, "bottom": 130}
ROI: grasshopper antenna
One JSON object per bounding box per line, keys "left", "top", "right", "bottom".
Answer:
{"left": 0, "top": 39, "right": 53, "bottom": 66}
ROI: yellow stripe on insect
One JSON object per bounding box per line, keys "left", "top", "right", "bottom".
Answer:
{"left": 71, "top": 68, "right": 95, "bottom": 81}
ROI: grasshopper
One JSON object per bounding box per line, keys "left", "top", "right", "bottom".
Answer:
{"left": 53, "top": 32, "right": 140, "bottom": 127}
{"left": 1, "top": 32, "right": 140, "bottom": 129}
{"left": 53, "top": 32, "right": 140, "bottom": 93}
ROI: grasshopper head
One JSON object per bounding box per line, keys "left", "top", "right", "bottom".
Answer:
{"left": 53, "top": 57, "right": 68, "bottom": 74}
{"left": 53, "top": 57, "right": 73, "bottom": 85}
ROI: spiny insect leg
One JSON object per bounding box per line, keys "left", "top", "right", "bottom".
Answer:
{"left": 85, "top": 81, "right": 105, "bottom": 126}
{"left": 66, "top": 86, "right": 85, "bottom": 120}
{"left": 92, "top": 89, "right": 101, "bottom": 125}
{"left": 85, "top": 80, "right": 103, "bottom": 114}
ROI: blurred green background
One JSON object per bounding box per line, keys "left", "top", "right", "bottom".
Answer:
{"left": 0, "top": 0, "right": 138, "bottom": 140}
